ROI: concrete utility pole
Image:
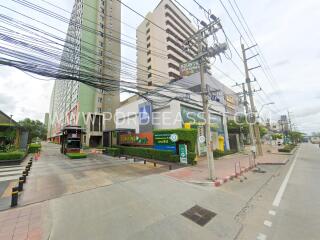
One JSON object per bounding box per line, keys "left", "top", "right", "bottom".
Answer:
{"left": 241, "top": 43, "right": 263, "bottom": 156}
{"left": 287, "top": 111, "right": 293, "bottom": 132}
{"left": 182, "top": 18, "right": 227, "bottom": 180}
{"left": 242, "top": 83, "right": 255, "bottom": 147}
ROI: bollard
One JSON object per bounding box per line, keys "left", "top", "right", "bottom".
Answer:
{"left": 18, "top": 177, "right": 24, "bottom": 191}
{"left": 23, "top": 170, "right": 28, "bottom": 177}
{"left": 11, "top": 186, "right": 19, "bottom": 207}
{"left": 25, "top": 166, "right": 30, "bottom": 172}
{"left": 22, "top": 173, "right": 27, "bottom": 183}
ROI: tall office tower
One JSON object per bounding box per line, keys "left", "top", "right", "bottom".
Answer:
{"left": 47, "top": 0, "right": 121, "bottom": 147}
{"left": 136, "top": 0, "right": 202, "bottom": 90}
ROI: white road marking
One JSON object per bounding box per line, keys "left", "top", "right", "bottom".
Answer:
{"left": 268, "top": 210, "right": 276, "bottom": 216}
{"left": 264, "top": 220, "right": 272, "bottom": 227}
{"left": 272, "top": 147, "right": 301, "bottom": 207}
{"left": 257, "top": 233, "right": 267, "bottom": 240}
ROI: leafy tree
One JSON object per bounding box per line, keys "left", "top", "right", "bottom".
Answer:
{"left": 18, "top": 118, "right": 47, "bottom": 143}
{"left": 227, "top": 119, "right": 249, "bottom": 134}
{"left": 259, "top": 126, "right": 268, "bottom": 137}
{"left": 289, "top": 131, "right": 304, "bottom": 144}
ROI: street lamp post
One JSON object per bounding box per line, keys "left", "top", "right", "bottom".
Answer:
{"left": 257, "top": 102, "right": 275, "bottom": 118}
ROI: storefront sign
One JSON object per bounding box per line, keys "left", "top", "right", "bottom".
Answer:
{"left": 180, "top": 60, "right": 200, "bottom": 77}
{"left": 154, "top": 133, "right": 177, "bottom": 153}
{"left": 119, "top": 132, "right": 153, "bottom": 146}
{"left": 179, "top": 144, "right": 188, "bottom": 164}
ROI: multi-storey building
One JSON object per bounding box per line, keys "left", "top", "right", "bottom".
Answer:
{"left": 47, "top": 0, "right": 121, "bottom": 147}
{"left": 136, "top": 0, "right": 204, "bottom": 90}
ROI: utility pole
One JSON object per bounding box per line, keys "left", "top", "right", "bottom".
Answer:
{"left": 182, "top": 18, "right": 227, "bottom": 180}
{"left": 241, "top": 43, "right": 263, "bottom": 156}
{"left": 287, "top": 111, "right": 293, "bottom": 132}
{"left": 241, "top": 83, "right": 256, "bottom": 148}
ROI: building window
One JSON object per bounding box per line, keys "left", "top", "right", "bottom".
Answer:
{"left": 97, "top": 107, "right": 102, "bottom": 113}
{"left": 147, "top": 65, "right": 152, "bottom": 70}
{"left": 98, "top": 97, "right": 103, "bottom": 103}
{"left": 146, "top": 28, "right": 150, "bottom": 34}
{"left": 147, "top": 50, "right": 151, "bottom": 55}
{"left": 147, "top": 43, "right": 151, "bottom": 48}
{"left": 101, "top": 0, "right": 105, "bottom": 6}
{"left": 148, "top": 81, "right": 152, "bottom": 86}
{"left": 100, "top": 42, "right": 104, "bottom": 47}
{"left": 146, "top": 35, "right": 150, "bottom": 41}
{"left": 147, "top": 57, "right": 151, "bottom": 63}
{"left": 148, "top": 73, "right": 152, "bottom": 78}
{"left": 100, "top": 7, "right": 105, "bottom": 14}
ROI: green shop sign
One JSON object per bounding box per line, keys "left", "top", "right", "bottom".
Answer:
{"left": 179, "top": 144, "right": 188, "bottom": 164}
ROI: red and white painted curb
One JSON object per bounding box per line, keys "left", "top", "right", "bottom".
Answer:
{"left": 213, "top": 164, "right": 257, "bottom": 187}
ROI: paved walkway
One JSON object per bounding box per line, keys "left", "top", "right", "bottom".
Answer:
{"left": 165, "top": 144, "right": 290, "bottom": 183}
{"left": 0, "top": 202, "right": 48, "bottom": 240}
{"left": 0, "top": 142, "right": 172, "bottom": 240}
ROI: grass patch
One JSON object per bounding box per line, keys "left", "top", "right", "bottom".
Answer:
{"left": 66, "top": 153, "right": 87, "bottom": 159}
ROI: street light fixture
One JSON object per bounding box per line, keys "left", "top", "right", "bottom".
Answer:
{"left": 257, "top": 102, "right": 274, "bottom": 118}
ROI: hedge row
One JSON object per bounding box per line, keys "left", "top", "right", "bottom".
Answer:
{"left": 66, "top": 153, "right": 87, "bottom": 159}
{"left": 278, "top": 144, "right": 296, "bottom": 153}
{"left": 105, "top": 147, "right": 120, "bottom": 157}
{"left": 112, "top": 146, "right": 196, "bottom": 164}
{"left": 28, "top": 143, "right": 41, "bottom": 153}
{"left": 0, "top": 151, "right": 26, "bottom": 161}
{"left": 213, "top": 150, "right": 236, "bottom": 158}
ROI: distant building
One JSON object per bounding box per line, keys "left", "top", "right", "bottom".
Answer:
{"left": 47, "top": 0, "right": 121, "bottom": 147}
{"left": 115, "top": 73, "right": 240, "bottom": 153}
{"left": 44, "top": 113, "right": 49, "bottom": 128}
{"left": 136, "top": 0, "right": 207, "bottom": 90}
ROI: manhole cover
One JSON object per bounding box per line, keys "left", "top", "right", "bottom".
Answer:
{"left": 181, "top": 205, "right": 216, "bottom": 226}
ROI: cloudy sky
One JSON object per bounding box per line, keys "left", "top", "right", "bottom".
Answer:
{"left": 0, "top": 0, "right": 319, "bottom": 134}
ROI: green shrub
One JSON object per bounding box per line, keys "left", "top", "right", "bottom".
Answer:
{"left": 187, "top": 152, "right": 197, "bottom": 165}
{"left": 105, "top": 147, "right": 120, "bottom": 157}
{"left": 0, "top": 151, "right": 26, "bottom": 161}
{"left": 114, "top": 146, "right": 177, "bottom": 162}
{"left": 150, "top": 149, "right": 172, "bottom": 161}
{"left": 28, "top": 143, "right": 41, "bottom": 153}
{"left": 213, "top": 149, "right": 236, "bottom": 158}
{"left": 169, "top": 155, "right": 180, "bottom": 162}
{"left": 278, "top": 144, "right": 296, "bottom": 153}
{"left": 66, "top": 153, "right": 87, "bottom": 159}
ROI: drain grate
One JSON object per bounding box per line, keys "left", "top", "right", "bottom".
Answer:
{"left": 182, "top": 205, "right": 216, "bottom": 226}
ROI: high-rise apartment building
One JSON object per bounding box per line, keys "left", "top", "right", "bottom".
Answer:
{"left": 136, "top": 0, "right": 202, "bottom": 90}
{"left": 47, "top": 0, "right": 121, "bottom": 147}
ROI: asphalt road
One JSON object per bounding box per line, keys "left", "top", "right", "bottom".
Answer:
{"left": 238, "top": 143, "right": 320, "bottom": 240}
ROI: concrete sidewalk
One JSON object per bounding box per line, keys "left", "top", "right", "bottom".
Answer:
{"left": 165, "top": 144, "right": 290, "bottom": 185}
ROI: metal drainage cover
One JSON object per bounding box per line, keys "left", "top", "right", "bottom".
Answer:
{"left": 182, "top": 205, "right": 216, "bottom": 226}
